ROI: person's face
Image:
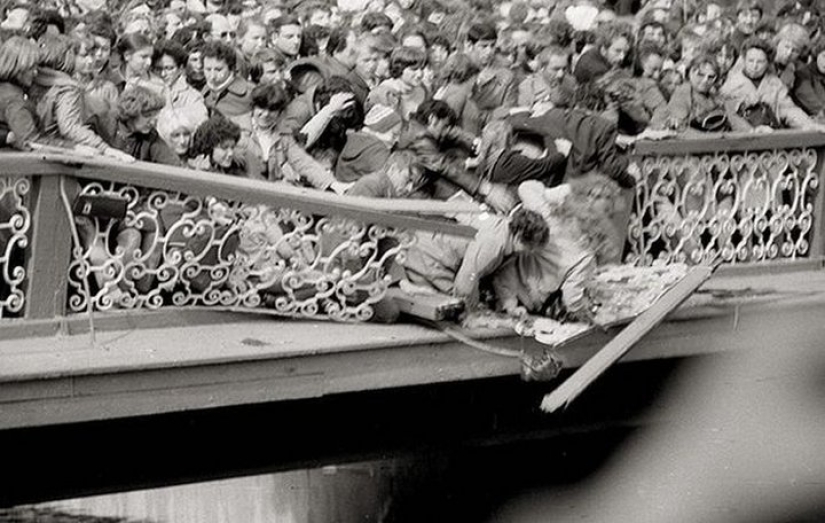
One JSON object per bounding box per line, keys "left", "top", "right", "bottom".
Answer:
{"left": 602, "top": 36, "right": 630, "bottom": 66}
{"left": 689, "top": 62, "right": 718, "bottom": 94}
{"left": 400, "top": 64, "right": 424, "bottom": 87}
{"left": 125, "top": 46, "right": 153, "bottom": 76}
{"left": 716, "top": 45, "right": 735, "bottom": 74}
{"left": 374, "top": 54, "right": 390, "bottom": 81}
{"left": 743, "top": 47, "right": 769, "bottom": 80}
{"left": 354, "top": 47, "right": 381, "bottom": 81}
{"left": 430, "top": 44, "right": 448, "bottom": 67}
{"left": 469, "top": 39, "right": 496, "bottom": 67}
{"left": 252, "top": 105, "right": 280, "bottom": 130}
{"left": 659, "top": 71, "right": 682, "bottom": 97}
{"left": 240, "top": 24, "right": 267, "bottom": 56}
{"left": 737, "top": 8, "right": 761, "bottom": 35}
{"left": 164, "top": 13, "right": 182, "bottom": 39}
{"left": 131, "top": 110, "right": 159, "bottom": 134}
{"left": 641, "top": 25, "right": 666, "bottom": 47}
{"left": 212, "top": 138, "right": 236, "bottom": 168}
{"left": 704, "top": 3, "right": 722, "bottom": 21}
{"left": 426, "top": 115, "right": 449, "bottom": 139}
{"left": 641, "top": 53, "right": 664, "bottom": 80}
{"left": 273, "top": 23, "right": 302, "bottom": 57}
{"left": 188, "top": 51, "right": 203, "bottom": 72}
{"left": 169, "top": 0, "right": 186, "bottom": 16}
{"left": 402, "top": 34, "right": 427, "bottom": 50}
{"left": 91, "top": 36, "right": 111, "bottom": 73}
{"left": 157, "top": 54, "right": 181, "bottom": 85}
{"left": 260, "top": 61, "right": 283, "bottom": 84}
{"left": 595, "top": 9, "right": 617, "bottom": 26}
{"left": 210, "top": 17, "right": 235, "bottom": 43}
{"left": 169, "top": 127, "right": 192, "bottom": 155}
{"left": 544, "top": 54, "right": 568, "bottom": 81}
{"left": 74, "top": 45, "right": 96, "bottom": 76}
{"left": 203, "top": 56, "right": 232, "bottom": 88}
{"left": 775, "top": 39, "right": 801, "bottom": 65}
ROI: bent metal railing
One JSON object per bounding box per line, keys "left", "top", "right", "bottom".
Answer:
{"left": 0, "top": 152, "right": 477, "bottom": 326}
{"left": 628, "top": 131, "right": 825, "bottom": 266}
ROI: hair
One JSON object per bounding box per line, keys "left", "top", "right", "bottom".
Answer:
{"left": 639, "top": 19, "right": 667, "bottom": 40}
{"left": 38, "top": 34, "right": 75, "bottom": 74}
{"left": 440, "top": 52, "right": 479, "bottom": 83}
{"left": 535, "top": 44, "right": 571, "bottom": 67}
{"left": 740, "top": 36, "right": 774, "bottom": 61}
{"left": 236, "top": 16, "right": 267, "bottom": 39}
{"left": 249, "top": 47, "right": 287, "bottom": 83}
{"left": 412, "top": 99, "right": 457, "bottom": 125}
{"left": 83, "top": 11, "right": 117, "bottom": 45}
{"left": 361, "top": 12, "right": 393, "bottom": 33}
{"left": 191, "top": 114, "right": 241, "bottom": 156}
{"left": 300, "top": 24, "right": 330, "bottom": 56}
{"left": 774, "top": 21, "right": 810, "bottom": 55}
{"left": 429, "top": 33, "right": 451, "bottom": 51}
{"left": 269, "top": 14, "right": 301, "bottom": 34}
{"left": 153, "top": 39, "right": 189, "bottom": 68}
{"left": 313, "top": 76, "right": 365, "bottom": 151}
{"left": 388, "top": 46, "right": 427, "bottom": 78}
{"left": 0, "top": 36, "right": 39, "bottom": 82}
{"left": 687, "top": 53, "right": 720, "bottom": 77}
{"left": 509, "top": 208, "right": 550, "bottom": 248}
{"left": 634, "top": 43, "right": 665, "bottom": 74}
{"left": 201, "top": 40, "right": 237, "bottom": 70}
{"left": 466, "top": 20, "right": 497, "bottom": 43}
{"left": 28, "top": 9, "right": 64, "bottom": 40}
{"left": 117, "top": 86, "right": 165, "bottom": 122}
{"left": 116, "top": 32, "right": 154, "bottom": 60}
{"left": 156, "top": 106, "right": 201, "bottom": 148}
{"left": 251, "top": 83, "right": 289, "bottom": 112}
{"left": 326, "top": 26, "right": 353, "bottom": 55}
{"left": 400, "top": 28, "right": 429, "bottom": 48}
{"left": 735, "top": 0, "right": 763, "bottom": 15}
{"left": 594, "top": 21, "right": 634, "bottom": 50}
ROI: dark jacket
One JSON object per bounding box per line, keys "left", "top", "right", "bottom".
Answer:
{"left": 114, "top": 123, "right": 180, "bottom": 166}
{"left": 792, "top": 61, "right": 825, "bottom": 117}
{"left": 203, "top": 75, "right": 254, "bottom": 131}
{"left": 0, "top": 81, "right": 40, "bottom": 149}
{"left": 510, "top": 108, "right": 635, "bottom": 188}
{"left": 335, "top": 131, "right": 391, "bottom": 182}
{"left": 399, "top": 121, "right": 480, "bottom": 198}
{"left": 574, "top": 47, "right": 611, "bottom": 84}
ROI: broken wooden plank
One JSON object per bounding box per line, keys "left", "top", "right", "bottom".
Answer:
{"left": 540, "top": 265, "right": 714, "bottom": 413}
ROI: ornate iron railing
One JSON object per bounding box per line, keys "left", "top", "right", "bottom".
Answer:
{"left": 0, "top": 175, "right": 31, "bottom": 318}
{"left": 627, "top": 131, "right": 825, "bottom": 266}
{"left": 0, "top": 152, "right": 476, "bottom": 328}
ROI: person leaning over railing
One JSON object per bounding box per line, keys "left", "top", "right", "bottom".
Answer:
{"left": 113, "top": 86, "right": 180, "bottom": 165}
{"left": 33, "top": 34, "right": 134, "bottom": 163}
{"left": 0, "top": 37, "right": 44, "bottom": 149}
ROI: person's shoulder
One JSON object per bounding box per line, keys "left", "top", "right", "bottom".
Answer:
{"left": 227, "top": 76, "right": 254, "bottom": 97}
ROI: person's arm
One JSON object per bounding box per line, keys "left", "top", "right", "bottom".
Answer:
{"left": 3, "top": 97, "right": 39, "bottom": 149}
{"left": 54, "top": 88, "right": 108, "bottom": 150}
{"left": 791, "top": 69, "right": 825, "bottom": 116}
{"left": 299, "top": 92, "right": 355, "bottom": 149}
{"left": 775, "top": 79, "right": 818, "bottom": 129}
{"left": 454, "top": 218, "right": 511, "bottom": 301}
{"left": 283, "top": 134, "right": 337, "bottom": 191}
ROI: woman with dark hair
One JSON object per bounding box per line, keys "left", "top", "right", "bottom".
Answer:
{"left": 366, "top": 46, "right": 428, "bottom": 119}
{"left": 189, "top": 114, "right": 247, "bottom": 175}
{"left": 720, "top": 37, "right": 823, "bottom": 131}
{"left": 115, "top": 32, "right": 166, "bottom": 96}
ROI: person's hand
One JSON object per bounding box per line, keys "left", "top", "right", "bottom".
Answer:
{"left": 553, "top": 138, "right": 572, "bottom": 157}
{"left": 531, "top": 101, "right": 555, "bottom": 117}
{"left": 465, "top": 156, "right": 481, "bottom": 169}
{"left": 472, "top": 137, "right": 482, "bottom": 154}
{"left": 477, "top": 68, "right": 496, "bottom": 85}
{"left": 103, "top": 147, "right": 136, "bottom": 163}
{"left": 5, "top": 131, "right": 14, "bottom": 145}
{"left": 502, "top": 299, "right": 528, "bottom": 318}
{"left": 329, "top": 180, "right": 354, "bottom": 194}
{"left": 484, "top": 183, "right": 517, "bottom": 214}
{"left": 753, "top": 125, "right": 774, "bottom": 134}
{"left": 626, "top": 162, "right": 642, "bottom": 184}
{"left": 326, "top": 92, "right": 355, "bottom": 113}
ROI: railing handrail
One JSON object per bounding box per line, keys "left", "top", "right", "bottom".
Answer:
{"left": 632, "top": 129, "right": 825, "bottom": 156}
{"left": 0, "top": 151, "right": 481, "bottom": 238}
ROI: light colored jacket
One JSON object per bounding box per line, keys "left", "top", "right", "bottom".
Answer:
{"left": 720, "top": 68, "right": 814, "bottom": 129}
{"left": 237, "top": 127, "right": 336, "bottom": 190}
{"left": 35, "top": 68, "right": 108, "bottom": 150}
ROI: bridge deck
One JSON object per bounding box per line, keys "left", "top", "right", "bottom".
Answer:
{"left": 2, "top": 261, "right": 825, "bottom": 430}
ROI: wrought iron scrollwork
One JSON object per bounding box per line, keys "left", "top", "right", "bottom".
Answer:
{"left": 67, "top": 182, "right": 415, "bottom": 321}
{"left": 626, "top": 147, "right": 818, "bottom": 266}
{"left": 0, "top": 176, "right": 30, "bottom": 318}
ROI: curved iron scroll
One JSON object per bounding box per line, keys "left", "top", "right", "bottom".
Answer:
{"left": 0, "top": 176, "right": 30, "bottom": 318}
{"left": 626, "top": 147, "right": 819, "bottom": 265}
{"left": 67, "top": 182, "right": 415, "bottom": 321}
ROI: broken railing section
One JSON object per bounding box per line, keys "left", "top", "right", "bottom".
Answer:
{"left": 627, "top": 131, "right": 825, "bottom": 266}
{"left": 0, "top": 175, "right": 31, "bottom": 318}
{"left": 67, "top": 181, "right": 416, "bottom": 321}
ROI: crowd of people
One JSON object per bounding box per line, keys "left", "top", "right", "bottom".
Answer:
{"left": 0, "top": 0, "right": 823, "bottom": 321}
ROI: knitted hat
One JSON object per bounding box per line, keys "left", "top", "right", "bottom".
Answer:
{"left": 364, "top": 105, "right": 402, "bottom": 133}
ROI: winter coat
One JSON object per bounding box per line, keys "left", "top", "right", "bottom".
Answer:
{"left": 792, "top": 61, "right": 825, "bottom": 117}
{"left": 236, "top": 127, "right": 335, "bottom": 190}
{"left": 720, "top": 68, "right": 814, "bottom": 129}
{"left": 335, "top": 131, "right": 391, "bottom": 182}
{"left": 0, "top": 81, "right": 40, "bottom": 148}
{"left": 167, "top": 74, "right": 208, "bottom": 125}
{"left": 203, "top": 75, "right": 254, "bottom": 133}
{"left": 35, "top": 68, "right": 109, "bottom": 150}
{"left": 574, "top": 47, "right": 611, "bottom": 84}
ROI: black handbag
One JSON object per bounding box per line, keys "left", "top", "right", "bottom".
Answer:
{"left": 738, "top": 101, "right": 781, "bottom": 128}
{"left": 690, "top": 109, "right": 730, "bottom": 132}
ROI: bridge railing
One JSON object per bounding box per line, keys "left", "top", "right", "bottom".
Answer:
{"left": 3, "top": 130, "right": 825, "bottom": 326}
{"left": 0, "top": 152, "right": 477, "bottom": 325}
{"left": 627, "top": 131, "right": 825, "bottom": 266}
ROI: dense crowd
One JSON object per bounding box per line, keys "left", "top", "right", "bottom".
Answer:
{"left": 0, "top": 0, "right": 822, "bottom": 320}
